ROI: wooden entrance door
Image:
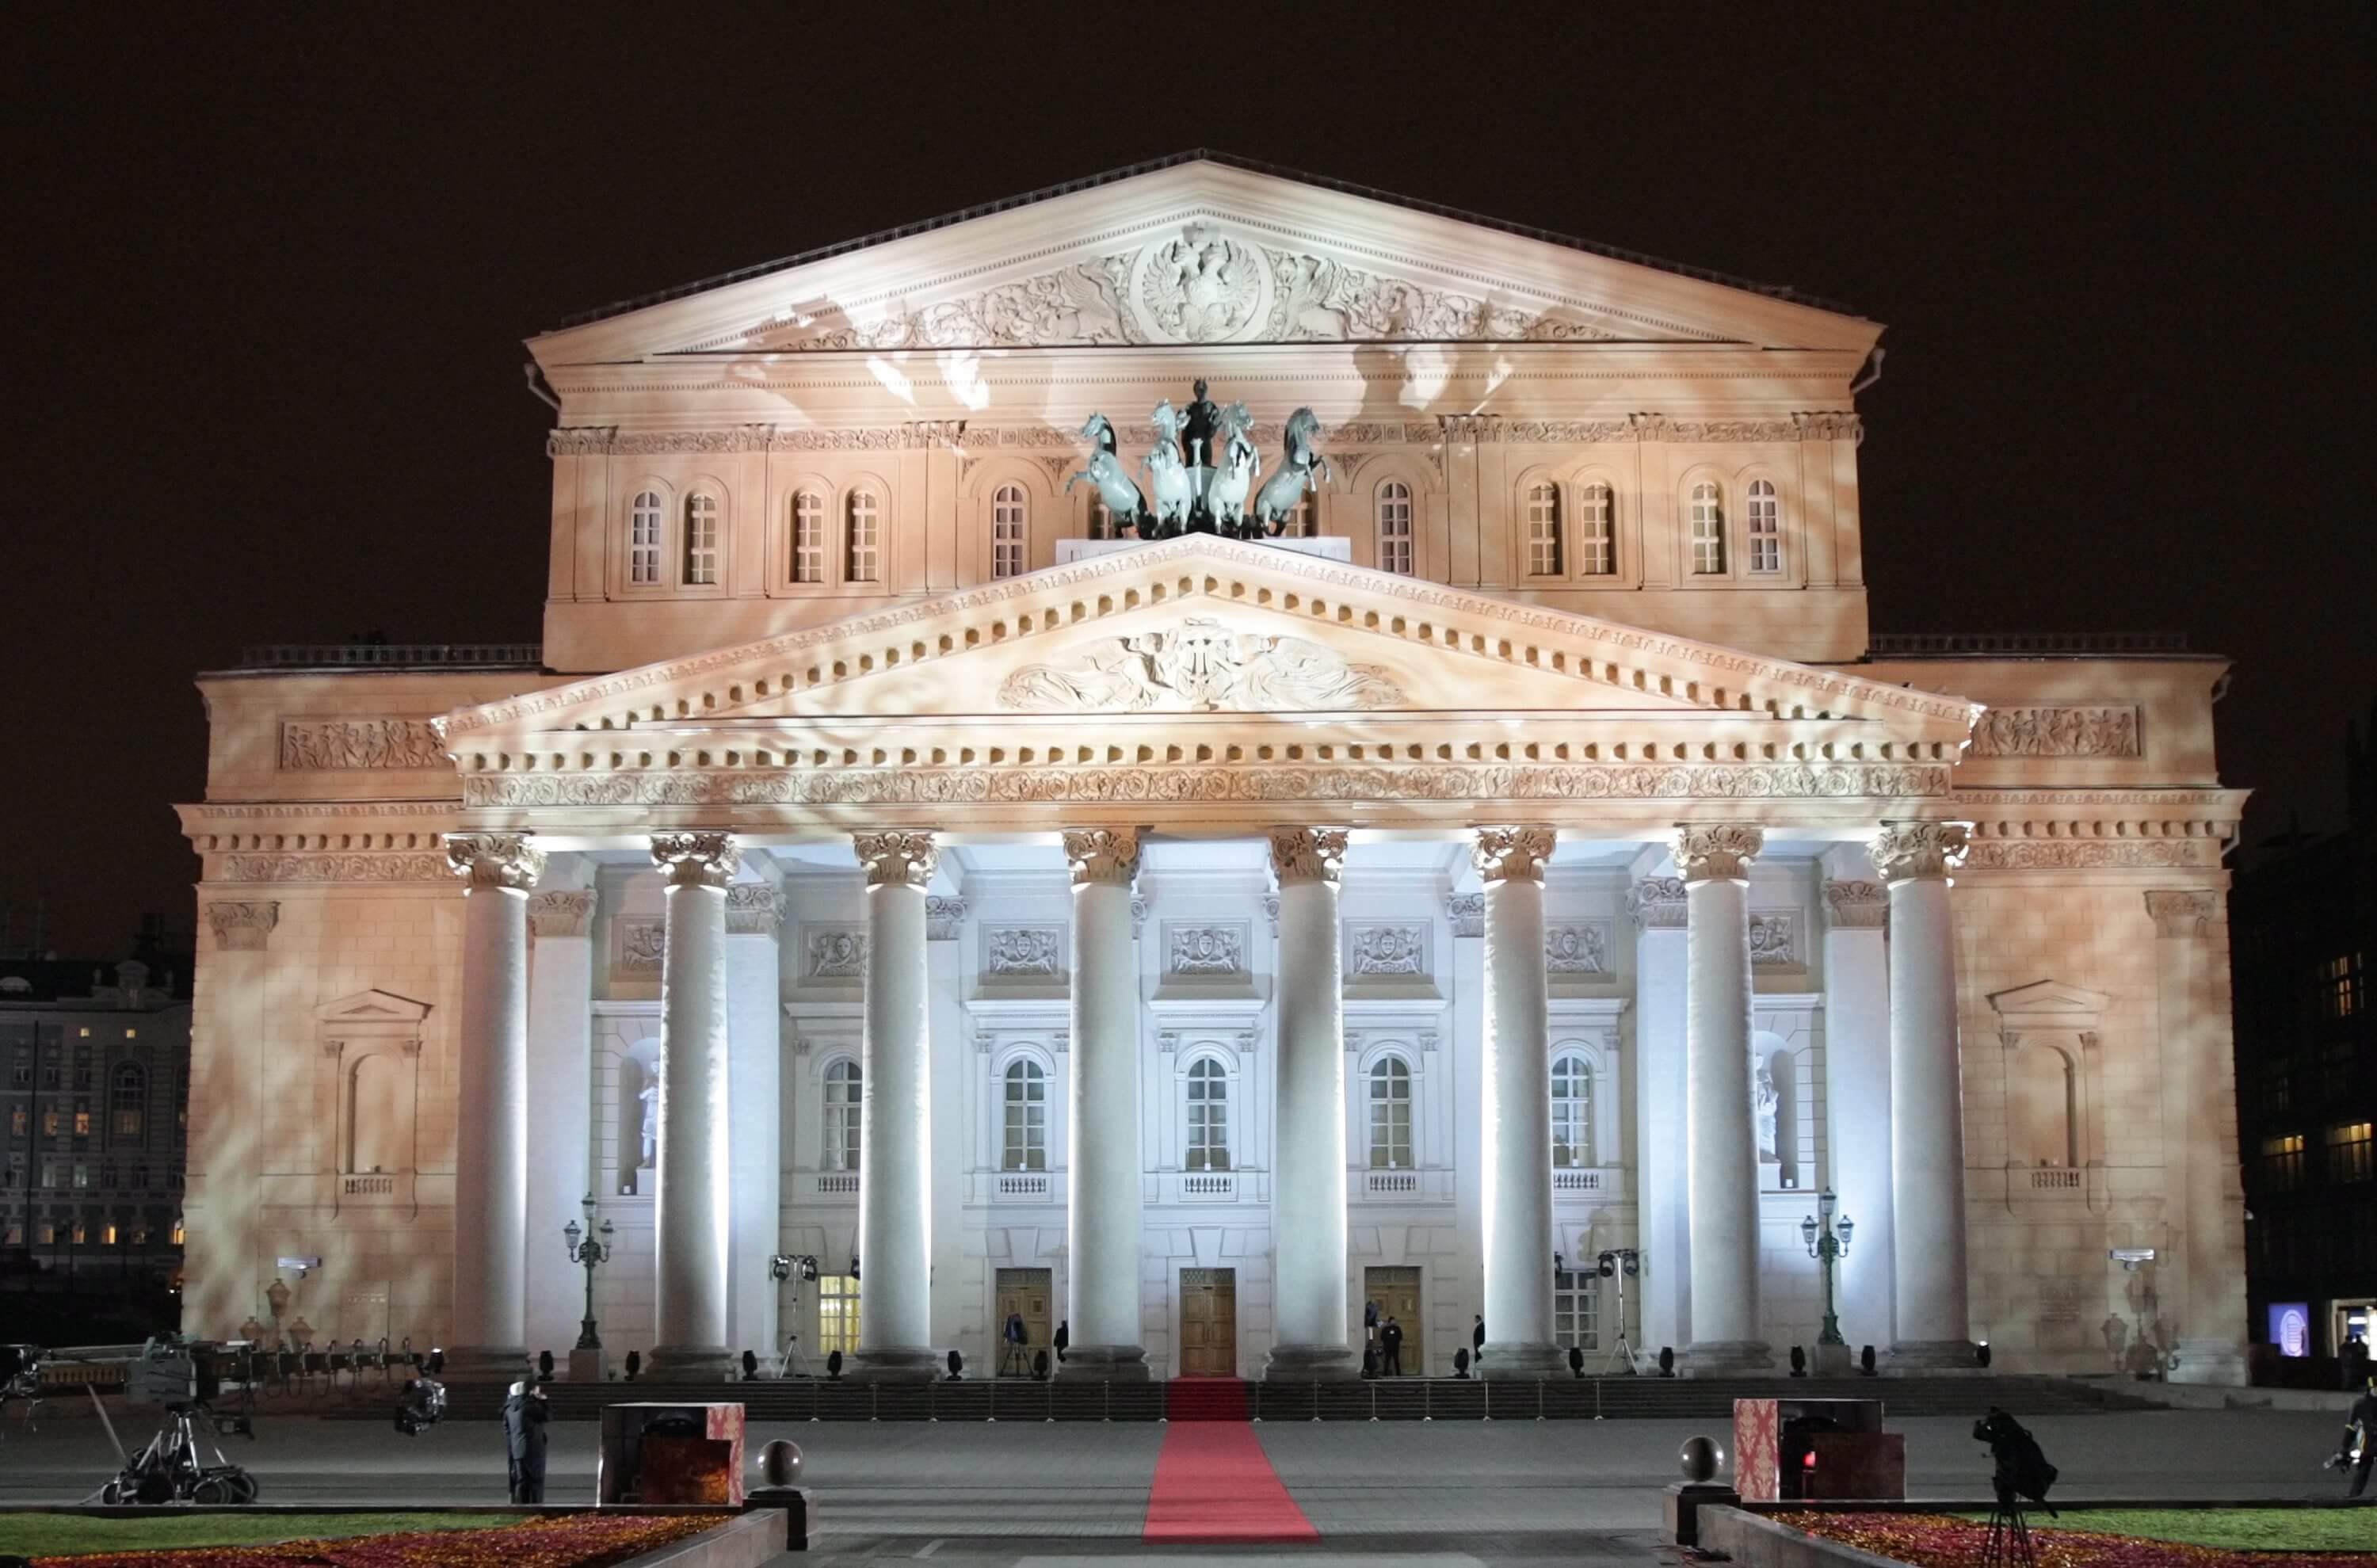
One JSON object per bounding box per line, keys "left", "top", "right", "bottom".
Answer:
{"left": 994, "top": 1267, "right": 1052, "bottom": 1375}
{"left": 1179, "top": 1267, "right": 1238, "bottom": 1377}
{"left": 1365, "top": 1265, "right": 1425, "bottom": 1375}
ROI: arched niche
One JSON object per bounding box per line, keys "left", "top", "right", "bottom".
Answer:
{"left": 610, "top": 1036, "right": 662, "bottom": 1195}
{"left": 314, "top": 989, "right": 430, "bottom": 1213}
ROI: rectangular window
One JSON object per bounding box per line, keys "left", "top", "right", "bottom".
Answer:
{"left": 2261, "top": 1133, "right": 2306, "bottom": 1192}
{"left": 41, "top": 1109, "right": 59, "bottom": 1137}
{"left": 845, "top": 494, "right": 881, "bottom": 583}
{"left": 1553, "top": 1269, "right": 1601, "bottom": 1350}
{"left": 39, "top": 1223, "right": 55, "bottom": 1246}
{"left": 71, "top": 1221, "right": 86, "bottom": 1245}
{"left": 990, "top": 486, "right": 1028, "bottom": 580}
{"left": 1375, "top": 485, "right": 1414, "bottom": 574}
{"left": 682, "top": 494, "right": 719, "bottom": 586}
{"left": 2, "top": 1225, "right": 18, "bottom": 1246}
{"left": 73, "top": 1108, "right": 91, "bottom": 1136}
{"left": 2322, "top": 953, "right": 2366, "bottom": 1018}
{"left": 815, "top": 1274, "right": 860, "bottom": 1356}
{"left": 101, "top": 1223, "right": 117, "bottom": 1245}
{"left": 72, "top": 1162, "right": 90, "bottom": 1188}
{"left": 791, "top": 491, "right": 826, "bottom": 583}
{"left": 1578, "top": 484, "right": 1614, "bottom": 575}
{"left": 629, "top": 492, "right": 663, "bottom": 586}
{"left": 116, "top": 1108, "right": 142, "bottom": 1135}
{"left": 8, "top": 1107, "right": 23, "bottom": 1136}
{"left": 2327, "top": 1122, "right": 2373, "bottom": 1185}
{"left": 170, "top": 1219, "right": 185, "bottom": 1246}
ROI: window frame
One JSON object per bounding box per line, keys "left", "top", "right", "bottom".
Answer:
{"left": 845, "top": 487, "right": 883, "bottom": 585}
{"left": 1001, "top": 1058, "right": 1048, "bottom": 1173}
{"left": 1744, "top": 477, "right": 1782, "bottom": 575}
{"left": 1687, "top": 479, "right": 1727, "bottom": 576}
{"left": 1551, "top": 1051, "right": 1593, "bottom": 1168}
{"left": 624, "top": 483, "right": 670, "bottom": 591}
{"left": 1524, "top": 481, "right": 1564, "bottom": 578}
{"left": 1367, "top": 1055, "right": 1414, "bottom": 1169}
{"left": 822, "top": 1058, "right": 862, "bottom": 1173}
{"left": 1185, "top": 1054, "right": 1231, "bottom": 1173}
{"left": 681, "top": 486, "right": 724, "bottom": 589}
{"left": 1375, "top": 480, "right": 1415, "bottom": 575}
{"left": 787, "top": 486, "right": 830, "bottom": 586}
{"left": 1574, "top": 477, "right": 1617, "bottom": 578}
{"left": 990, "top": 483, "right": 1029, "bottom": 580}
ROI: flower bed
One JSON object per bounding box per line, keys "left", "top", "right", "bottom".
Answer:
{"left": 1777, "top": 1511, "right": 2377, "bottom": 1568}
{"left": 30, "top": 1513, "right": 725, "bottom": 1568}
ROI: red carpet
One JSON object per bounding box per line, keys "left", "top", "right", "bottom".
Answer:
{"left": 1143, "top": 1380, "right": 1319, "bottom": 1543}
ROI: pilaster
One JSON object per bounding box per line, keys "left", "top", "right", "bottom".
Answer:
{"left": 2147, "top": 889, "right": 2249, "bottom": 1385}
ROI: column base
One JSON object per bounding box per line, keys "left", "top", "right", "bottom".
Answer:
{"left": 1055, "top": 1345, "right": 1151, "bottom": 1382}
{"left": 566, "top": 1347, "right": 609, "bottom": 1383}
{"left": 1262, "top": 1342, "right": 1360, "bottom": 1382}
{"left": 646, "top": 1343, "right": 737, "bottom": 1381}
{"left": 2169, "top": 1338, "right": 2249, "bottom": 1387}
{"left": 440, "top": 1345, "right": 530, "bottom": 1383}
{"left": 1680, "top": 1339, "right": 1775, "bottom": 1377}
{"left": 1478, "top": 1341, "right": 1570, "bottom": 1379}
{"left": 1883, "top": 1339, "right": 1985, "bottom": 1375}
{"left": 1811, "top": 1341, "right": 1856, "bottom": 1377}
{"left": 848, "top": 1346, "right": 948, "bottom": 1383}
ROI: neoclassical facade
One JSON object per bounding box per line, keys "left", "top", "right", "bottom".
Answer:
{"left": 177, "top": 155, "right": 2249, "bottom": 1381}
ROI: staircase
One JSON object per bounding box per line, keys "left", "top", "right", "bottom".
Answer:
{"left": 1164, "top": 1378, "right": 1252, "bottom": 1421}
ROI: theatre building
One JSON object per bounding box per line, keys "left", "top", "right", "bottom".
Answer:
{"left": 177, "top": 154, "right": 2249, "bottom": 1382}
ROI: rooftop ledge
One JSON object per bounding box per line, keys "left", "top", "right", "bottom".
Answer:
{"left": 219, "top": 643, "right": 546, "bottom": 674}
{"left": 1865, "top": 631, "right": 2209, "bottom": 659}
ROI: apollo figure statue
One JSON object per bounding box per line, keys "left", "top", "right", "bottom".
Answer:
{"left": 1207, "top": 401, "right": 1264, "bottom": 538}
{"left": 1251, "top": 406, "right": 1333, "bottom": 535}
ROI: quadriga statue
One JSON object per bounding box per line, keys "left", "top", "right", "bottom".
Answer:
{"left": 1064, "top": 412, "right": 1147, "bottom": 536}
{"left": 1250, "top": 406, "right": 1333, "bottom": 536}
{"left": 1207, "top": 402, "right": 1265, "bottom": 539}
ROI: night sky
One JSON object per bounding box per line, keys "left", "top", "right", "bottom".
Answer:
{"left": 10, "top": 10, "right": 2371, "bottom": 958}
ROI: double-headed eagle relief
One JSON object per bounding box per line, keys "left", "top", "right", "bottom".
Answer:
{"left": 1064, "top": 381, "right": 1334, "bottom": 543}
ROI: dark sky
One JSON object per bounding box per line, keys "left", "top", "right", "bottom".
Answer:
{"left": 10, "top": 8, "right": 2371, "bottom": 958}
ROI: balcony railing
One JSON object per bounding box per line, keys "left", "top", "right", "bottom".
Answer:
{"left": 803, "top": 1172, "right": 860, "bottom": 1201}
{"left": 1179, "top": 1171, "right": 1236, "bottom": 1201}
{"left": 2028, "top": 1168, "right": 2084, "bottom": 1191}
{"left": 1551, "top": 1165, "right": 1628, "bottom": 1196}
{"left": 994, "top": 1171, "right": 1051, "bottom": 1200}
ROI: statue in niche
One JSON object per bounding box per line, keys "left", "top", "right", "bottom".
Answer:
{"left": 1251, "top": 407, "right": 1333, "bottom": 535}
{"left": 638, "top": 1082, "right": 659, "bottom": 1169}
{"left": 1753, "top": 1059, "right": 1780, "bottom": 1164}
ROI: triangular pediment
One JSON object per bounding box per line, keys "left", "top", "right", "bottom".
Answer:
{"left": 531, "top": 155, "right": 1878, "bottom": 365}
{"left": 445, "top": 537, "right": 1974, "bottom": 746}
{"left": 315, "top": 989, "right": 432, "bottom": 1027}
{"left": 1987, "top": 979, "right": 2111, "bottom": 1025}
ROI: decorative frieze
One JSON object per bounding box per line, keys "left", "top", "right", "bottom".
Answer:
{"left": 1474, "top": 826, "right": 1557, "bottom": 883}
{"left": 446, "top": 833, "right": 545, "bottom": 892}
{"left": 999, "top": 619, "right": 1403, "bottom": 712}
{"left": 1444, "top": 892, "right": 1485, "bottom": 938}
{"left": 1166, "top": 923, "right": 1246, "bottom": 978}
{"left": 724, "top": 884, "right": 784, "bottom": 936}
{"left": 1627, "top": 877, "right": 1688, "bottom": 929}
{"left": 614, "top": 918, "right": 665, "bottom": 975}
{"left": 1871, "top": 822, "right": 1970, "bottom": 883}
{"left": 1674, "top": 825, "right": 1761, "bottom": 883}
{"left": 528, "top": 890, "right": 597, "bottom": 938}
{"left": 1748, "top": 911, "right": 1799, "bottom": 968}
{"left": 983, "top": 925, "right": 1063, "bottom": 978}
{"left": 853, "top": 830, "right": 938, "bottom": 887}
{"left": 222, "top": 853, "right": 449, "bottom": 883}
{"left": 925, "top": 896, "right": 968, "bottom": 941}
{"left": 1543, "top": 922, "right": 1613, "bottom": 977}
{"left": 1820, "top": 880, "right": 1889, "bottom": 929}
{"left": 2144, "top": 890, "right": 2220, "bottom": 938}
{"left": 1348, "top": 923, "right": 1429, "bottom": 979}
{"left": 1960, "top": 839, "right": 2221, "bottom": 871}
{"left": 807, "top": 929, "right": 868, "bottom": 979}
{"left": 205, "top": 901, "right": 279, "bottom": 952}
{"left": 1969, "top": 706, "right": 2141, "bottom": 759}
{"left": 1269, "top": 826, "right": 1349, "bottom": 885}
{"left": 279, "top": 719, "right": 446, "bottom": 772}
{"left": 649, "top": 831, "right": 738, "bottom": 890}
{"left": 1062, "top": 826, "right": 1141, "bottom": 887}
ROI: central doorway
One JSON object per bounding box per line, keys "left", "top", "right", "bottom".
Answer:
{"left": 994, "top": 1267, "right": 1052, "bottom": 1376}
{"left": 1179, "top": 1267, "right": 1238, "bottom": 1377}
{"left": 1364, "top": 1265, "right": 1425, "bottom": 1375}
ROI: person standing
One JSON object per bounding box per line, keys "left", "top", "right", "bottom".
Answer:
{"left": 2333, "top": 1375, "right": 2377, "bottom": 1499}
{"left": 1380, "top": 1316, "right": 1404, "bottom": 1377}
{"left": 1003, "top": 1310, "right": 1028, "bottom": 1376}
{"left": 1054, "top": 1319, "right": 1069, "bottom": 1365}
{"left": 502, "top": 1381, "right": 549, "bottom": 1504}
{"left": 1473, "top": 1314, "right": 1486, "bottom": 1368}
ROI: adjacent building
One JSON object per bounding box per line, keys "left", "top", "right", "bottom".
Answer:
{"left": 174, "top": 154, "right": 2251, "bottom": 1381}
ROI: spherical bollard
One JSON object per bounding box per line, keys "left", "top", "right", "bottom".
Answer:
{"left": 756, "top": 1438, "right": 803, "bottom": 1489}
{"left": 1678, "top": 1434, "right": 1723, "bottom": 1484}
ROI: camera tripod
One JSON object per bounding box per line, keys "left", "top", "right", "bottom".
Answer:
{"left": 1981, "top": 1497, "right": 2039, "bottom": 1568}
{"left": 1599, "top": 1267, "right": 1639, "bottom": 1375}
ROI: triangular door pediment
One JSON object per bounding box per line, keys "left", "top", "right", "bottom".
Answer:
{"left": 532, "top": 158, "right": 1877, "bottom": 366}
{"left": 1987, "top": 979, "right": 2112, "bottom": 1024}
{"left": 315, "top": 989, "right": 432, "bottom": 1026}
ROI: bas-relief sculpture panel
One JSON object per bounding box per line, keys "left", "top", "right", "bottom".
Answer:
{"left": 1968, "top": 707, "right": 2142, "bottom": 759}
{"left": 1543, "top": 922, "right": 1613, "bottom": 978}
{"left": 280, "top": 719, "right": 448, "bottom": 771}
{"left": 1163, "top": 923, "right": 1246, "bottom": 979}
{"left": 982, "top": 925, "right": 1064, "bottom": 980}
{"left": 998, "top": 619, "right": 1403, "bottom": 714}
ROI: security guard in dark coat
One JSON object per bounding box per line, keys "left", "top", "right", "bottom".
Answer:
{"left": 502, "top": 1381, "right": 550, "bottom": 1503}
{"left": 2333, "top": 1376, "right": 2377, "bottom": 1499}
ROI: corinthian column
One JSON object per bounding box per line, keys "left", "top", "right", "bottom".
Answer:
{"left": 647, "top": 830, "right": 738, "bottom": 1379}
{"left": 1062, "top": 827, "right": 1150, "bottom": 1380}
{"left": 1873, "top": 822, "right": 1974, "bottom": 1372}
{"left": 1265, "top": 826, "right": 1356, "bottom": 1381}
{"left": 2148, "top": 889, "right": 2249, "bottom": 1385}
{"left": 851, "top": 830, "right": 944, "bottom": 1381}
{"left": 1477, "top": 826, "right": 1566, "bottom": 1378}
{"left": 1677, "top": 824, "right": 1772, "bottom": 1375}
{"left": 445, "top": 832, "right": 544, "bottom": 1379}
{"left": 523, "top": 879, "right": 596, "bottom": 1362}
{"left": 725, "top": 879, "right": 785, "bottom": 1361}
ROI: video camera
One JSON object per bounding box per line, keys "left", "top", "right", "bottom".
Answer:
{"left": 126, "top": 1336, "right": 256, "bottom": 1436}
{"left": 1973, "top": 1406, "right": 2058, "bottom": 1515}
{"left": 394, "top": 1376, "right": 448, "bottom": 1436}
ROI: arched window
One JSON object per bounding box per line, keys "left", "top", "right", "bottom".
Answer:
{"left": 991, "top": 483, "right": 1028, "bottom": 579}
{"left": 1578, "top": 482, "right": 1615, "bottom": 576}
{"left": 629, "top": 490, "right": 663, "bottom": 586}
{"left": 1550, "top": 1054, "right": 1592, "bottom": 1167}
{"left": 845, "top": 490, "right": 882, "bottom": 583}
{"left": 1368, "top": 1056, "right": 1413, "bottom": 1169}
{"left": 823, "top": 1059, "right": 862, "bottom": 1172}
{"left": 111, "top": 1064, "right": 145, "bottom": 1137}
{"left": 682, "top": 492, "right": 720, "bottom": 586}
{"left": 1375, "top": 482, "right": 1414, "bottom": 574}
{"left": 1089, "top": 501, "right": 1114, "bottom": 541}
{"left": 1186, "top": 1057, "right": 1230, "bottom": 1171}
{"left": 1746, "top": 479, "right": 1780, "bottom": 574}
{"left": 789, "top": 489, "right": 826, "bottom": 584}
{"left": 1689, "top": 482, "right": 1726, "bottom": 574}
{"left": 1280, "top": 492, "right": 1316, "bottom": 540}
{"left": 1002, "top": 1059, "right": 1047, "bottom": 1172}
{"left": 1525, "top": 483, "right": 1563, "bottom": 576}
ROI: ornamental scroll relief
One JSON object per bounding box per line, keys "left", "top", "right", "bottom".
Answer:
{"left": 1968, "top": 706, "right": 2141, "bottom": 759}
{"left": 998, "top": 619, "right": 1403, "bottom": 714}
{"left": 280, "top": 719, "right": 446, "bottom": 771}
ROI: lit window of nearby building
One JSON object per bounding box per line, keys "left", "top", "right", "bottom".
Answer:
{"left": 1368, "top": 1057, "right": 1414, "bottom": 1169}
{"left": 71, "top": 1222, "right": 86, "bottom": 1245}
{"left": 1001, "top": 1059, "right": 1047, "bottom": 1172}
{"left": 1375, "top": 482, "right": 1414, "bottom": 574}
{"left": 2327, "top": 1122, "right": 2373, "bottom": 1184}
{"left": 79, "top": 1028, "right": 91, "bottom": 1039}
{"left": 1553, "top": 1268, "right": 1601, "bottom": 1350}
{"left": 682, "top": 492, "right": 720, "bottom": 586}
{"left": 629, "top": 490, "right": 663, "bottom": 586}
{"left": 1577, "top": 482, "right": 1615, "bottom": 575}
{"left": 1186, "top": 1056, "right": 1230, "bottom": 1172}
{"left": 1551, "top": 1054, "right": 1593, "bottom": 1168}
{"left": 42, "top": 1109, "right": 60, "bottom": 1137}
{"left": 114, "top": 1063, "right": 145, "bottom": 1137}
{"left": 38, "top": 1162, "right": 57, "bottom": 1188}
{"left": 1746, "top": 479, "right": 1781, "bottom": 573}
{"left": 39, "top": 1223, "right": 55, "bottom": 1246}
{"left": 2261, "top": 1132, "right": 2306, "bottom": 1192}
{"left": 102, "top": 1223, "right": 117, "bottom": 1245}
{"left": 790, "top": 489, "right": 826, "bottom": 583}
{"left": 2, "top": 1225, "right": 19, "bottom": 1246}
{"left": 816, "top": 1274, "right": 860, "bottom": 1356}
{"left": 132, "top": 1226, "right": 150, "bottom": 1245}
{"left": 2322, "top": 952, "right": 2366, "bottom": 1018}
{"left": 72, "top": 1162, "right": 90, "bottom": 1188}
{"left": 845, "top": 491, "right": 882, "bottom": 582}
{"left": 991, "top": 483, "right": 1028, "bottom": 579}
{"left": 73, "top": 1108, "right": 91, "bottom": 1137}
{"left": 823, "top": 1060, "right": 861, "bottom": 1172}
{"left": 170, "top": 1219, "right": 185, "bottom": 1246}
{"left": 8, "top": 1108, "right": 23, "bottom": 1136}
{"left": 1525, "top": 483, "right": 1562, "bottom": 576}
{"left": 1689, "top": 482, "right": 1726, "bottom": 574}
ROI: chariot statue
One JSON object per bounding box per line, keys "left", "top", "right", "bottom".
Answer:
{"left": 1073, "top": 385, "right": 1335, "bottom": 544}
{"left": 1208, "top": 401, "right": 1263, "bottom": 538}
{"left": 1251, "top": 406, "right": 1333, "bottom": 535}
{"left": 1140, "top": 399, "right": 1195, "bottom": 536}
{"left": 1065, "top": 411, "right": 1147, "bottom": 536}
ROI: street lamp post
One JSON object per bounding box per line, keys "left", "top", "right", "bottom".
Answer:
{"left": 1800, "top": 1190, "right": 1855, "bottom": 1369}
{"left": 563, "top": 1193, "right": 615, "bottom": 1352}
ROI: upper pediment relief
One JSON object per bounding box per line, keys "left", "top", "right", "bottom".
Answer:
{"left": 531, "top": 158, "right": 1879, "bottom": 367}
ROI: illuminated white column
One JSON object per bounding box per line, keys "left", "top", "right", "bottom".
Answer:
{"left": 1475, "top": 826, "right": 1566, "bottom": 1378}
{"left": 1628, "top": 872, "right": 1691, "bottom": 1360}
{"left": 647, "top": 831, "right": 738, "bottom": 1379}
{"left": 444, "top": 832, "right": 544, "bottom": 1379}
{"left": 850, "top": 830, "right": 944, "bottom": 1381}
{"left": 2149, "top": 889, "right": 2249, "bottom": 1385}
{"left": 1062, "top": 828, "right": 1150, "bottom": 1381}
{"left": 1265, "top": 827, "right": 1357, "bottom": 1381}
{"left": 523, "top": 876, "right": 596, "bottom": 1362}
{"left": 1874, "top": 822, "right": 1974, "bottom": 1372}
{"left": 724, "top": 879, "right": 784, "bottom": 1363}
{"left": 1678, "top": 825, "right": 1772, "bottom": 1375}
{"left": 1819, "top": 867, "right": 1894, "bottom": 1363}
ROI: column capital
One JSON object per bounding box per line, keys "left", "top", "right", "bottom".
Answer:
{"left": 1473, "top": 825, "right": 1556, "bottom": 883}
{"left": 527, "top": 889, "right": 597, "bottom": 938}
{"left": 651, "top": 831, "right": 739, "bottom": 889}
{"left": 1821, "top": 879, "right": 1890, "bottom": 929}
{"left": 205, "top": 900, "right": 279, "bottom": 952}
{"left": 853, "top": 830, "right": 937, "bottom": 887}
{"left": 724, "top": 884, "right": 784, "bottom": 936}
{"left": 1674, "top": 824, "right": 1762, "bottom": 884}
{"left": 2144, "top": 889, "right": 2220, "bottom": 938}
{"left": 1871, "top": 822, "right": 1969, "bottom": 884}
{"left": 446, "top": 832, "right": 545, "bottom": 892}
{"left": 1063, "top": 826, "right": 1143, "bottom": 887}
{"left": 1627, "top": 876, "right": 1688, "bottom": 929}
{"left": 1268, "top": 826, "right": 1348, "bottom": 885}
